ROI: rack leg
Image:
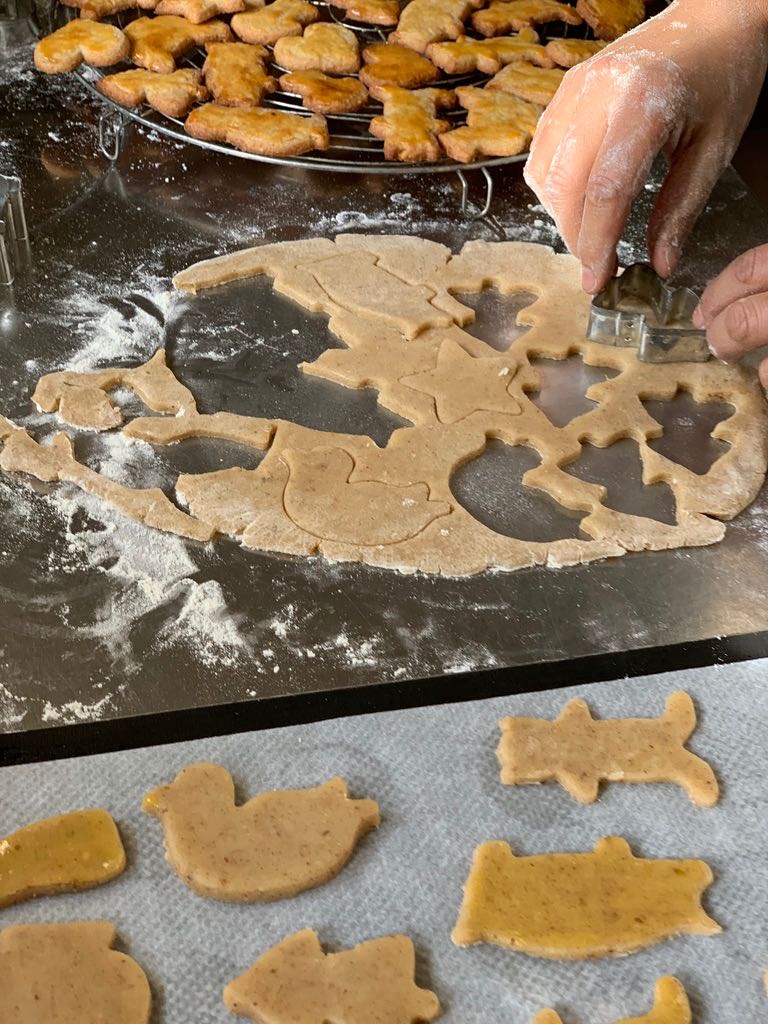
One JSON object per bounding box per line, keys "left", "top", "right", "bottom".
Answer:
{"left": 456, "top": 166, "right": 495, "bottom": 220}
{"left": 98, "top": 106, "right": 127, "bottom": 162}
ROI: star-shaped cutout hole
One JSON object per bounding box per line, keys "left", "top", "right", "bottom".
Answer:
{"left": 401, "top": 339, "right": 520, "bottom": 424}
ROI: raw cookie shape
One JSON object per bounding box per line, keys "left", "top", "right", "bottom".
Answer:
{"left": 274, "top": 22, "right": 361, "bottom": 74}
{"left": 487, "top": 60, "right": 566, "bottom": 105}
{"left": 576, "top": 0, "right": 645, "bottom": 40}
{"left": 97, "top": 68, "right": 208, "bottom": 118}
{"left": 535, "top": 976, "right": 692, "bottom": 1024}
{"left": 332, "top": 0, "right": 400, "bottom": 26}
{"left": 224, "top": 929, "right": 442, "bottom": 1024}
{"left": 498, "top": 690, "right": 719, "bottom": 805}
{"left": 452, "top": 836, "right": 721, "bottom": 958}
{"left": 142, "top": 762, "right": 380, "bottom": 902}
{"left": 0, "top": 809, "right": 126, "bottom": 909}
{"left": 34, "top": 20, "right": 129, "bottom": 73}
{"left": 427, "top": 27, "right": 553, "bottom": 75}
{"left": 360, "top": 42, "right": 440, "bottom": 91}
{"left": 545, "top": 37, "right": 607, "bottom": 68}
{"left": 125, "top": 15, "right": 232, "bottom": 74}
{"left": 186, "top": 102, "right": 329, "bottom": 156}
{"left": 60, "top": 0, "right": 157, "bottom": 22}
{"left": 0, "top": 921, "right": 151, "bottom": 1024}
{"left": 441, "top": 85, "right": 540, "bottom": 161}
{"left": 203, "top": 41, "right": 277, "bottom": 107}
{"left": 282, "top": 446, "right": 450, "bottom": 544}
{"left": 369, "top": 86, "right": 455, "bottom": 162}
{"left": 155, "top": 0, "right": 245, "bottom": 23}
{"left": 473, "top": 0, "right": 583, "bottom": 36}
{"left": 33, "top": 349, "right": 196, "bottom": 431}
{"left": 280, "top": 70, "right": 369, "bottom": 114}
{"left": 231, "top": 0, "right": 319, "bottom": 46}
{"left": 390, "top": 0, "right": 484, "bottom": 54}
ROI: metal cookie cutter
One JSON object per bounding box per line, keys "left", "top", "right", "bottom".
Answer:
{"left": 0, "top": 174, "right": 30, "bottom": 286}
{"left": 587, "top": 262, "right": 710, "bottom": 363}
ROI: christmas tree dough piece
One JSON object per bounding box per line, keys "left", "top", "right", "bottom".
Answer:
{"left": 0, "top": 921, "right": 151, "bottom": 1024}
{"left": 498, "top": 690, "right": 719, "bottom": 806}
{"left": 224, "top": 929, "right": 441, "bottom": 1024}
{"left": 143, "top": 763, "right": 380, "bottom": 902}
{"left": 535, "top": 977, "right": 692, "bottom": 1024}
{"left": 0, "top": 809, "right": 126, "bottom": 909}
{"left": 452, "top": 836, "right": 721, "bottom": 958}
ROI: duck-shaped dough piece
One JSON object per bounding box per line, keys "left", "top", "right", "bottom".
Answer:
{"left": 143, "top": 763, "right": 380, "bottom": 902}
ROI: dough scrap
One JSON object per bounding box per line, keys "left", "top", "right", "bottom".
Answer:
{"left": 143, "top": 763, "right": 379, "bottom": 901}
{"left": 155, "top": 0, "right": 244, "bottom": 22}
{"left": 332, "top": 0, "right": 400, "bottom": 26}
{"left": 34, "top": 20, "right": 129, "bottom": 73}
{"left": 390, "top": 0, "right": 483, "bottom": 54}
{"left": 545, "top": 36, "right": 607, "bottom": 68}
{"left": 360, "top": 42, "right": 440, "bottom": 91}
{"left": 427, "top": 27, "right": 553, "bottom": 75}
{"left": 441, "top": 85, "right": 540, "bottom": 162}
{"left": 224, "top": 929, "right": 441, "bottom": 1023}
{"left": 125, "top": 15, "right": 232, "bottom": 74}
{"left": 274, "top": 22, "right": 361, "bottom": 74}
{"left": 0, "top": 922, "right": 151, "bottom": 1024}
{"left": 452, "top": 836, "right": 721, "bottom": 958}
{"left": 487, "top": 59, "right": 566, "bottom": 106}
{"left": 369, "top": 86, "right": 456, "bottom": 162}
{"left": 97, "top": 68, "right": 208, "bottom": 119}
{"left": 497, "top": 690, "right": 719, "bottom": 806}
{"left": 280, "top": 70, "right": 370, "bottom": 114}
{"left": 0, "top": 809, "right": 126, "bottom": 909}
{"left": 231, "top": 0, "right": 319, "bottom": 46}
{"left": 576, "top": 0, "right": 645, "bottom": 40}
{"left": 473, "top": 0, "right": 582, "bottom": 36}
{"left": 203, "top": 41, "right": 277, "bottom": 107}
{"left": 186, "top": 102, "right": 329, "bottom": 156}
{"left": 535, "top": 977, "right": 692, "bottom": 1024}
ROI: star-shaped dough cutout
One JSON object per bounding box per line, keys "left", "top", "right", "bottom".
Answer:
{"left": 401, "top": 338, "right": 521, "bottom": 423}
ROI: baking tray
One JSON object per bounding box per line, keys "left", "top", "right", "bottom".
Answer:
{"left": 2, "top": 659, "right": 767, "bottom": 1023}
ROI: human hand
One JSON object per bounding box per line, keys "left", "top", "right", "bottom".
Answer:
{"left": 694, "top": 245, "right": 768, "bottom": 386}
{"left": 524, "top": 0, "right": 768, "bottom": 294}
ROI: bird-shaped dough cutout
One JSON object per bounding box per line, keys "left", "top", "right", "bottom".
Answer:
{"left": 0, "top": 809, "right": 126, "bottom": 909}
{"left": 282, "top": 446, "right": 450, "bottom": 546}
{"left": 535, "top": 976, "right": 692, "bottom": 1024}
{"left": 452, "top": 837, "right": 720, "bottom": 958}
{"left": 143, "top": 763, "right": 380, "bottom": 902}
{"left": 497, "top": 691, "right": 719, "bottom": 806}
{"left": 0, "top": 921, "right": 151, "bottom": 1024}
{"left": 224, "top": 929, "right": 442, "bottom": 1024}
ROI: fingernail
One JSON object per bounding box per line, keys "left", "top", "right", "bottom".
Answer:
{"left": 692, "top": 305, "right": 704, "bottom": 328}
{"left": 582, "top": 267, "right": 597, "bottom": 293}
{"left": 656, "top": 241, "right": 679, "bottom": 278}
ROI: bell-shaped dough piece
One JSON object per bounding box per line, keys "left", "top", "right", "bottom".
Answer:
{"left": 143, "top": 762, "right": 380, "bottom": 901}
{"left": 224, "top": 929, "right": 442, "bottom": 1024}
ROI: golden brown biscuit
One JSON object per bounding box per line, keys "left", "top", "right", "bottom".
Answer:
{"left": 332, "top": 0, "right": 400, "bottom": 25}
{"left": 390, "top": 0, "right": 482, "bottom": 54}
{"left": 576, "top": 0, "right": 644, "bottom": 40}
{"left": 155, "top": 0, "right": 245, "bottom": 23}
{"left": 360, "top": 42, "right": 439, "bottom": 92}
{"left": 486, "top": 59, "right": 565, "bottom": 105}
{"left": 186, "top": 102, "right": 329, "bottom": 155}
{"left": 97, "top": 68, "right": 208, "bottom": 118}
{"left": 203, "top": 41, "right": 276, "bottom": 106}
{"left": 473, "top": 0, "right": 582, "bottom": 37}
{"left": 232, "top": 0, "right": 319, "bottom": 45}
{"left": 34, "top": 20, "right": 129, "bottom": 73}
{"left": 125, "top": 15, "right": 231, "bottom": 74}
{"left": 369, "top": 85, "right": 455, "bottom": 162}
{"left": 59, "top": 0, "right": 157, "bottom": 22}
{"left": 427, "top": 27, "right": 552, "bottom": 74}
{"left": 274, "top": 23, "right": 360, "bottom": 75}
{"left": 545, "top": 36, "right": 607, "bottom": 67}
{"left": 440, "top": 84, "right": 539, "bottom": 161}
{"left": 280, "top": 70, "right": 369, "bottom": 114}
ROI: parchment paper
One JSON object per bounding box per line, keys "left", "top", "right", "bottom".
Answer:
{"left": 2, "top": 658, "right": 767, "bottom": 1023}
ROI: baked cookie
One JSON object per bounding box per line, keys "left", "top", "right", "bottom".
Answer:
{"left": 390, "top": 0, "right": 482, "bottom": 54}
{"left": 280, "top": 70, "right": 369, "bottom": 114}
{"left": 186, "top": 102, "right": 329, "bottom": 155}
{"left": 369, "top": 85, "right": 455, "bottom": 162}
{"left": 441, "top": 84, "right": 539, "bottom": 161}
{"left": 331, "top": 0, "right": 400, "bottom": 25}
{"left": 487, "top": 59, "right": 565, "bottom": 105}
{"left": 97, "top": 68, "right": 208, "bottom": 117}
{"left": 473, "top": 0, "right": 582, "bottom": 37}
{"left": 231, "top": 0, "right": 319, "bottom": 45}
{"left": 274, "top": 23, "right": 360, "bottom": 75}
{"left": 360, "top": 42, "right": 439, "bottom": 92}
{"left": 34, "top": 20, "right": 129, "bottom": 73}
{"left": 545, "top": 36, "right": 607, "bottom": 67}
{"left": 155, "top": 0, "right": 245, "bottom": 23}
{"left": 577, "top": 0, "right": 645, "bottom": 39}
{"left": 203, "top": 41, "right": 276, "bottom": 106}
{"left": 125, "top": 15, "right": 231, "bottom": 74}
{"left": 427, "top": 27, "right": 552, "bottom": 75}
{"left": 59, "top": 0, "right": 157, "bottom": 22}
